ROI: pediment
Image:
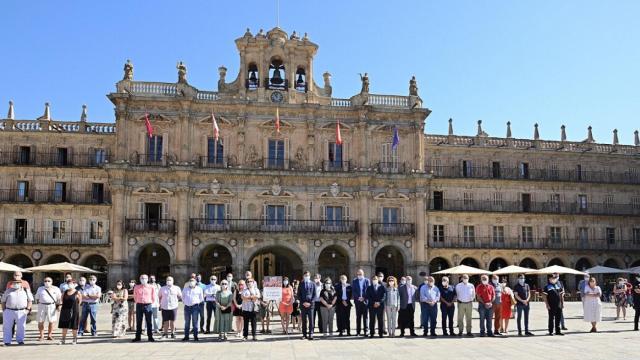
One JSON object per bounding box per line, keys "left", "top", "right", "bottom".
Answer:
{"left": 320, "top": 122, "right": 352, "bottom": 130}
{"left": 198, "top": 114, "right": 233, "bottom": 126}
{"left": 136, "top": 113, "right": 174, "bottom": 123}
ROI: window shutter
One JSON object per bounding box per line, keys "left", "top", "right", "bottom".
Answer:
{"left": 67, "top": 218, "right": 73, "bottom": 242}
{"left": 46, "top": 219, "right": 53, "bottom": 243}
{"left": 67, "top": 147, "right": 74, "bottom": 166}
{"left": 7, "top": 218, "right": 14, "bottom": 243}
{"left": 225, "top": 203, "right": 230, "bottom": 219}
{"left": 262, "top": 204, "right": 267, "bottom": 221}
{"left": 27, "top": 219, "right": 34, "bottom": 243}
{"left": 137, "top": 202, "right": 144, "bottom": 219}
{"left": 83, "top": 220, "right": 88, "bottom": 242}
{"left": 286, "top": 204, "right": 292, "bottom": 220}
{"left": 202, "top": 202, "right": 207, "bottom": 218}
{"left": 103, "top": 220, "right": 109, "bottom": 243}
{"left": 162, "top": 132, "right": 168, "bottom": 165}
{"left": 344, "top": 205, "right": 350, "bottom": 221}
{"left": 162, "top": 202, "right": 169, "bottom": 220}
{"left": 378, "top": 207, "right": 383, "bottom": 222}
{"left": 400, "top": 207, "right": 405, "bottom": 223}
{"left": 284, "top": 138, "right": 290, "bottom": 168}
{"left": 320, "top": 204, "right": 326, "bottom": 220}
{"left": 324, "top": 140, "right": 329, "bottom": 162}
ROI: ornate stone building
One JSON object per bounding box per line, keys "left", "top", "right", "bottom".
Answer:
{"left": 1, "top": 27, "right": 639, "bottom": 291}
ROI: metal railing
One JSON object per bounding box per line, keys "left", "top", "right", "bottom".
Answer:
{"left": 129, "top": 153, "right": 178, "bottom": 166}
{"left": 428, "top": 236, "right": 639, "bottom": 251}
{"left": 0, "top": 231, "right": 110, "bottom": 246}
{"left": 0, "top": 189, "right": 110, "bottom": 204}
{"left": 0, "top": 151, "right": 111, "bottom": 167}
{"left": 190, "top": 218, "right": 358, "bottom": 233}
{"left": 198, "top": 156, "right": 231, "bottom": 168}
{"left": 427, "top": 199, "right": 640, "bottom": 216}
{"left": 376, "top": 162, "right": 407, "bottom": 174}
{"left": 125, "top": 219, "right": 176, "bottom": 233}
{"left": 371, "top": 223, "right": 415, "bottom": 236}
{"left": 322, "top": 160, "right": 352, "bottom": 172}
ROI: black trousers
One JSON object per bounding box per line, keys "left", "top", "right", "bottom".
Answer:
{"left": 547, "top": 306, "right": 562, "bottom": 334}
{"left": 301, "top": 305, "right": 315, "bottom": 337}
{"left": 314, "top": 301, "right": 323, "bottom": 333}
{"left": 205, "top": 301, "right": 216, "bottom": 332}
{"left": 355, "top": 301, "right": 369, "bottom": 334}
{"left": 368, "top": 306, "right": 384, "bottom": 336}
{"left": 634, "top": 307, "right": 640, "bottom": 330}
{"left": 336, "top": 302, "right": 351, "bottom": 334}
{"left": 440, "top": 304, "right": 455, "bottom": 334}
{"left": 398, "top": 304, "right": 415, "bottom": 334}
{"left": 135, "top": 303, "right": 153, "bottom": 339}
{"left": 242, "top": 310, "right": 256, "bottom": 338}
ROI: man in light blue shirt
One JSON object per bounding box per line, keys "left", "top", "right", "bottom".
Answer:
{"left": 419, "top": 276, "right": 440, "bottom": 337}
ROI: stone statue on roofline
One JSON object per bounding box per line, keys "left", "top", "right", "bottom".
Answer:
{"left": 409, "top": 76, "right": 418, "bottom": 96}
{"left": 177, "top": 61, "right": 187, "bottom": 84}
{"left": 123, "top": 59, "right": 133, "bottom": 80}
{"left": 359, "top": 72, "right": 369, "bottom": 93}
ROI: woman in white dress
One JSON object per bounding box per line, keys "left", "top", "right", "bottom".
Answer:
{"left": 582, "top": 276, "right": 602, "bottom": 332}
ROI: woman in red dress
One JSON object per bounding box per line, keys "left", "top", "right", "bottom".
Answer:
{"left": 279, "top": 277, "right": 294, "bottom": 334}
{"left": 500, "top": 277, "right": 514, "bottom": 334}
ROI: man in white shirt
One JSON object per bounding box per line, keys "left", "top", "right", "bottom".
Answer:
{"left": 454, "top": 274, "right": 475, "bottom": 336}
{"left": 35, "top": 277, "right": 62, "bottom": 341}
{"left": 78, "top": 275, "right": 102, "bottom": 336}
{"left": 204, "top": 275, "right": 220, "bottom": 334}
{"left": 313, "top": 274, "right": 324, "bottom": 333}
{"left": 149, "top": 276, "right": 161, "bottom": 334}
{"left": 182, "top": 278, "right": 204, "bottom": 341}
{"left": 2, "top": 278, "right": 34, "bottom": 345}
{"left": 158, "top": 276, "right": 181, "bottom": 339}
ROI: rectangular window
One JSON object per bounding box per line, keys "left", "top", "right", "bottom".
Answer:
{"left": 382, "top": 207, "right": 399, "bottom": 225}
{"left": 633, "top": 228, "right": 640, "bottom": 245}
{"left": 492, "top": 192, "right": 503, "bottom": 206}
{"left": 205, "top": 204, "right": 226, "bottom": 224}
{"left": 606, "top": 227, "right": 615, "bottom": 244}
{"left": 632, "top": 197, "right": 640, "bottom": 209}
{"left": 91, "top": 183, "right": 104, "bottom": 203}
{"left": 549, "top": 193, "right": 561, "bottom": 212}
{"left": 577, "top": 194, "right": 588, "bottom": 211}
{"left": 604, "top": 194, "right": 614, "bottom": 210}
{"left": 462, "top": 160, "right": 472, "bottom": 178}
{"left": 521, "top": 193, "right": 531, "bottom": 212}
{"left": 578, "top": 227, "right": 589, "bottom": 244}
{"left": 18, "top": 146, "right": 31, "bottom": 165}
{"left": 328, "top": 142, "right": 343, "bottom": 168}
{"left": 268, "top": 139, "right": 285, "bottom": 168}
{"left": 207, "top": 137, "right": 224, "bottom": 165}
{"left": 492, "top": 226, "right": 505, "bottom": 243}
{"left": 463, "top": 192, "right": 473, "bottom": 205}
{"left": 94, "top": 149, "right": 107, "bottom": 165}
{"left": 89, "top": 221, "right": 104, "bottom": 240}
{"left": 492, "top": 161, "right": 501, "bottom": 179}
{"left": 463, "top": 225, "right": 475, "bottom": 243}
{"left": 381, "top": 143, "right": 399, "bottom": 172}
{"left": 17, "top": 181, "right": 29, "bottom": 202}
{"left": 432, "top": 225, "right": 445, "bottom": 242}
{"left": 550, "top": 226, "right": 562, "bottom": 243}
{"left": 576, "top": 164, "right": 583, "bottom": 181}
{"left": 54, "top": 182, "right": 67, "bottom": 202}
{"left": 432, "top": 191, "right": 443, "bottom": 210}
{"left": 266, "top": 205, "right": 286, "bottom": 226}
{"left": 325, "top": 206, "right": 344, "bottom": 226}
{"left": 14, "top": 219, "right": 27, "bottom": 244}
{"left": 56, "top": 148, "right": 69, "bottom": 166}
{"left": 147, "top": 135, "right": 163, "bottom": 163}
{"left": 549, "top": 163, "right": 559, "bottom": 179}
{"left": 431, "top": 159, "right": 443, "bottom": 176}
{"left": 521, "top": 226, "right": 533, "bottom": 243}
{"left": 52, "top": 220, "right": 66, "bottom": 240}
{"left": 519, "top": 162, "right": 529, "bottom": 179}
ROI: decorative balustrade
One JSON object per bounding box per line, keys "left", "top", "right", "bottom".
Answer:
{"left": 191, "top": 218, "right": 358, "bottom": 233}
{"left": 129, "top": 82, "right": 178, "bottom": 96}
{"left": 428, "top": 236, "right": 638, "bottom": 251}
{"left": 367, "top": 94, "right": 410, "bottom": 107}
{"left": 371, "top": 223, "right": 415, "bottom": 236}
{"left": 0, "top": 151, "right": 111, "bottom": 167}
{"left": 0, "top": 189, "right": 110, "bottom": 205}
{"left": 125, "top": 219, "right": 176, "bottom": 233}
{"left": 330, "top": 98, "right": 352, "bottom": 107}
{"left": 0, "top": 120, "right": 115, "bottom": 133}
{"left": 0, "top": 231, "right": 110, "bottom": 246}
{"left": 196, "top": 91, "right": 220, "bottom": 101}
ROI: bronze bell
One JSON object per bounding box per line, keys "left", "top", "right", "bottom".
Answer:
{"left": 249, "top": 70, "right": 257, "bottom": 83}
{"left": 271, "top": 68, "right": 283, "bottom": 85}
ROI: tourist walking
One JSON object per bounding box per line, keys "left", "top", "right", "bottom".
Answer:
{"left": 583, "top": 276, "right": 602, "bottom": 332}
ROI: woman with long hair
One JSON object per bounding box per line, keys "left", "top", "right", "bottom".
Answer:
{"left": 279, "top": 276, "right": 294, "bottom": 334}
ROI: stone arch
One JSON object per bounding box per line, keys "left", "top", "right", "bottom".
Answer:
{"left": 372, "top": 240, "right": 413, "bottom": 266}
{"left": 193, "top": 239, "right": 237, "bottom": 270}
{"left": 575, "top": 257, "right": 593, "bottom": 272}
{"left": 489, "top": 257, "right": 509, "bottom": 272}
{"left": 246, "top": 244, "right": 304, "bottom": 285}
{"left": 460, "top": 257, "right": 481, "bottom": 268}
{"left": 429, "top": 257, "right": 451, "bottom": 274}
{"left": 127, "top": 238, "right": 175, "bottom": 266}
{"left": 547, "top": 257, "right": 565, "bottom": 267}
{"left": 604, "top": 258, "right": 621, "bottom": 268}
{"left": 315, "top": 240, "right": 356, "bottom": 269}
{"left": 519, "top": 257, "right": 539, "bottom": 269}
{"left": 373, "top": 245, "right": 406, "bottom": 280}
{"left": 82, "top": 254, "right": 108, "bottom": 289}
{"left": 4, "top": 253, "right": 34, "bottom": 285}
{"left": 195, "top": 241, "right": 235, "bottom": 280}
{"left": 631, "top": 259, "right": 640, "bottom": 268}
{"left": 244, "top": 240, "right": 306, "bottom": 268}
{"left": 132, "top": 242, "right": 173, "bottom": 280}
{"left": 317, "top": 242, "right": 352, "bottom": 281}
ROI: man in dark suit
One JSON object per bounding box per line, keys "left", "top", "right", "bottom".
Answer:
{"left": 335, "top": 274, "right": 352, "bottom": 336}
{"left": 351, "top": 268, "right": 370, "bottom": 336}
{"left": 366, "top": 275, "right": 386, "bottom": 337}
{"left": 398, "top": 275, "right": 417, "bottom": 336}
{"left": 297, "top": 271, "right": 316, "bottom": 340}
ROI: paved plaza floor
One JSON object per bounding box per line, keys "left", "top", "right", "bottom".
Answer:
{"left": 1, "top": 301, "right": 638, "bottom": 359}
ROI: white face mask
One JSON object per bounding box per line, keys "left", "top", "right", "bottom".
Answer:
{"left": 462, "top": 278, "right": 469, "bottom": 284}
{"left": 44, "top": 281, "right": 52, "bottom": 288}
{"left": 481, "top": 279, "right": 488, "bottom": 285}
{"left": 518, "top": 279, "right": 525, "bottom": 285}
{"left": 130, "top": 282, "right": 136, "bottom": 287}
{"left": 492, "top": 279, "right": 499, "bottom": 285}
{"left": 166, "top": 280, "right": 173, "bottom": 286}
{"left": 189, "top": 280, "right": 196, "bottom": 288}
{"left": 222, "top": 284, "right": 228, "bottom": 289}
{"left": 340, "top": 279, "right": 347, "bottom": 284}
{"left": 210, "top": 279, "right": 217, "bottom": 284}
{"left": 357, "top": 275, "right": 364, "bottom": 280}
{"left": 89, "top": 280, "right": 96, "bottom": 286}
{"left": 372, "top": 280, "right": 379, "bottom": 286}
{"left": 12, "top": 283, "right": 21, "bottom": 290}
{"left": 324, "top": 283, "right": 332, "bottom": 290}
{"left": 303, "top": 275, "right": 310, "bottom": 282}
{"left": 442, "top": 281, "right": 448, "bottom": 286}
{"left": 116, "top": 284, "right": 123, "bottom": 289}
{"left": 389, "top": 281, "right": 395, "bottom": 287}
{"left": 283, "top": 280, "right": 289, "bottom": 286}
{"left": 140, "top": 278, "right": 148, "bottom": 285}
{"left": 227, "top": 276, "right": 233, "bottom": 282}
{"left": 78, "top": 280, "right": 86, "bottom": 286}
{"left": 400, "top": 280, "right": 406, "bottom": 285}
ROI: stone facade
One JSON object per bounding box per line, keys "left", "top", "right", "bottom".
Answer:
{"left": 1, "top": 27, "right": 639, "bottom": 291}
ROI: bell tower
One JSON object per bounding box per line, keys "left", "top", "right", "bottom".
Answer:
{"left": 218, "top": 27, "right": 331, "bottom": 105}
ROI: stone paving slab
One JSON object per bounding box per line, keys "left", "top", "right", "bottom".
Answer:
{"left": 2, "top": 302, "right": 639, "bottom": 359}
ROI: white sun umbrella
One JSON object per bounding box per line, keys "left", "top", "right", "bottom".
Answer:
{"left": 0, "top": 261, "right": 31, "bottom": 273}
{"left": 583, "top": 265, "right": 629, "bottom": 274}
{"left": 491, "top": 265, "right": 535, "bottom": 276}
{"left": 25, "top": 262, "right": 102, "bottom": 274}
{"left": 433, "top": 264, "right": 491, "bottom": 275}
{"left": 626, "top": 266, "right": 640, "bottom": 274}
{"left": 533, "top": 265, "right": 587, "bottom": 276}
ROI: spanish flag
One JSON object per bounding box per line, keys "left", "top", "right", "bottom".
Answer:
{"left": 144, "top": 113, "right": 153, "bottom": 138}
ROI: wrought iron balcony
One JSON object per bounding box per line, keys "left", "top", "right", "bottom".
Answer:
{"left": 125, "top": 219, "right": 176, "bottom": 233}
{"left": 428, "top": 236, "right": 639, "bottom": 251}
{"left": 0, "top": 231, "right": 110, "bottom": 246}
{"left": 0, "top": 189, "right": 110, "bottom": 204}
{"left": 129, "top": 153, "right": 178, "bottom": 166}
{"left": 428, "top": 199, "right": 640, "bottom": 217}
{"left": 425, "top": 164, "right": 640, "bottom": 185}
{"left": 198, "top": 156, "right": 231, "bottom": 168}
{"left": 0, "top": 151, "right": 111, "bottom": 167}
{"left": 370, "top": 223, "right": 415, "bottom": 236}
{"left": 322, "top": 160, "right": 352, "bottom": 172}
{"left": 376, "top": 162, "right": 407, "bottom": 174}
{"left": 190, "top": 218, "right": 358, "bottom": 233}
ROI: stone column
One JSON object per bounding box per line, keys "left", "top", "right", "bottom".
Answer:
{"left": 412, "top": 191, "right": 428, "bottom": 276}
{"left": 356, "top": 190, "right": 373, "bottom": 276}
{"left": 172, "top": 186, "right": 190, "bottom": 281}
{"left": 108, "top": 184, "right": 126, "bottom": 287}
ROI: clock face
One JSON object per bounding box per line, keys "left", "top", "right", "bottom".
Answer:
{"left": 270, "top": 91, "right": 284, "bottom": 103}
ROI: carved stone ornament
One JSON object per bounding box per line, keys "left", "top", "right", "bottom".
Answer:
{"left": 314, "top": 239, "right": 322, "bottom": 247}
{"left": 128, "top": 237, "right": 137, "bottom": 246}
{"left": 210, "top": 179, "right": 221, "bottom": 195}
{"left": 330, "top": 183, "right": 340, "bottom": 197}
{"left": 229, "top": 239, "right": 238, "bottom": 247}
{"left": 32, "top": 250, "right": 42, "bottom": 261}
{"left": 271, "top": 184, "right": 282, "bottom": 196}
{"left": 167, "top": 238, "right": 175, "bottom": 246}
{"left": 404, "top": 240, "right": 412, "bottom": 248}
{"left": 192, "top": 238, "right": 201, "bottom": 247}
{"left": 385, "top": 183, "right": 397, "bottom": 198}
{"left": 348, "top": 240, "right": 356, "bottom": 248}
{"left": 70, "top": 250, "right": 81, "bottom": 261}
{"left": 371, "top": 240, "right": 379, "bottom": 248}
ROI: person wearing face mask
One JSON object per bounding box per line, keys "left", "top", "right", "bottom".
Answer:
{"left": 127, "top": 279, "right": 137, "bottom": 332}
{"left": 2, "top": 276, "right": 34, "bottom": 345}
{"left": 312, "top": 274, "right": 324, "bottom": 334}
{"left": 232, "top": 280, "right": 246, "bottom": 337}
{"left": 613, "top": 277, "right": 628, "bottom": 321}
{"left": 78, "top": 275, "right": 101, "bottom": 337}
{"left": 398, "top": 276, "right": 417, "bottom": 337}
{"left": 159, "top": 276, "right": 181, "bottom": 339}
{"left": 204, "top": 275, "right": 220, "bottom": 334}
{"left": 489, "top": 275, "right": 503, "bottom": 336}
{"left": 291, "top": 280, "right": 301, "bottom": 332}
{"left": 319, "top": 278, "right": 336, "bottom": 336}
{"left": 577, "top": 274, "right": 590, "bottom": 302}
{"left": 438, "top": 276, "right": 456, "bottom": 336}
{"left": 542, "top": 273, "right": 564, "bottom": 336}
{"left": 499, "top": 277, "right": 514, "bottom": 334}
{"left": 455, "top": 274, "right": 475, "bottom": 336}
{"left": 279, "top": 276, "right": 294, "bottom": 334}
{"left": 419, "top": 276, "right": 440, "bottom": 337}
{"left": 384, "top": 276, "right": 400, "bottom": 337}
{"left": 335, "top": 274, "right": 352, "bottom": 336}
{"left": 148, "top": 276, "right": 161, "bottom": 334}
{"left": 241, "top": 278, "right": 261, "bottom": 341}
{"left": 110, "top": 280, "right": 128, "bottom": 338}
{"left": 59, "top": 273, "right": 73, "bottom": 292}
{"left": 475, "top": 274, "right": 495, "bottom": 337}
{"left": 582, "top": 276, "right": 602, "bottom": 332}
{"left": 366, "top": 275, "right": 386, "bottom": 338}
{"left": 376, "top": 272, "right": 387, "bottom": 335}
{"left": 57, "top": 278, "right": 81, "bottom": 345}
{"left": 132, "top": 274, "right": 157, "bottom": 342}
{"left": 513, "top": 274, "right": 533, "bottom": 336}
{"left": 194, "top": 274, "right": 207, "bottom": 333}
{"left": 351, "top": 268, "right": 370, "bottom": 336}
{"left": 226, "top": 273, "right": 236, "bottom": 292}
{"left": 297, "top": 271, "right": 316, "bottom": 339}
{"left": 214, "top": 280, "right": 233, "bottom": 339}
{"left": 35, "top": 276, "right": 62, "bottom": 341}
{"left": 182, "top": 276, "right": 205, "bottom": 341}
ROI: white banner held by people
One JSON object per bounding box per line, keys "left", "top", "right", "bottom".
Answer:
{"left": 262, "top": 276, "right": 282, "bottom": 301}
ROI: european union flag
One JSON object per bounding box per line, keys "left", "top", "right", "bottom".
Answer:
{"left": 392, "top": 126, "right": 400, "bottom": 150}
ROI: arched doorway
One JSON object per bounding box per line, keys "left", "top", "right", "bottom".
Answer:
{"left": 519, "top": 258, "right": 538, "bottom": 290}
{"left": 429, "top": 257, "right": 450, "bottom": 281}
{"left": 249, "top": 246, "right": 303, "bottom": 286}
{"left": 489, "top": 258, "right": 508, "bottom": 272}
{"left": 318, "top": 246, "right": 349, "bottom": 282}
{"left": 547, "top": 258, "right": 566, "bottom": 285}
{"left": 574, "top": 257, "right": 593, "bottom": 293}
{"left": 374, "top": 246, "right": 405, "bottom": 280}
{"left": 603, "top": 258, "right": 622, "bottom": 286}
{"left": 199, "top": 245, "right": 233, "bottom": 281}
{"left": 4, "top": 254, "right": 34, "bottom": 286}
{"left": 82, "top": 255, "right": 108, "bottom": 290}
{"left": 460, "top": 257, "right": 481, "bottom": 283}
{"left": 43, "top": 254, "right": 70, "bottom": 286}
{"left": 138, "top": 244, "right": 171, "bottom": 280}
{"left": 631, "top": 259, "right": 640, "bottom": 268}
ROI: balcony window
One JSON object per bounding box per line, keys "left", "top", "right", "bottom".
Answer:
{"left": 432, "top": 191, "right": 443, "bottom": 210}
{"left": 325, "top": 206, "right": 344, "bottom": 226}
{"left": 633, "top": 228, "right": 640, "bottom": 245}
{"left": 519, "top": 162, "right": 529, "bottom": 179}
{"left": 462, "top": 160, "right": 472, "bottom": 178}
{"left": 17, "top": 181, "right": 29, "bottom": 202}
{"left": 550, "top": 227, "right": 562, "bottom": 243}
{"left": 147, "top": 135, "right": 163, "bottom": 163}
{"left": 92, "top": 183, "right": 105, "bottom": 203}
{"left": 94, "top": 149, "right": 107, "bottom": 165}
{"left": 492, "top": 161, "right": 501, "bottom": 179}
{"left": 521, "top": 226, "right": 533, "bottom": 243}
{"left": 268, "top": 139, "right": 285, "bottom": 169}
{"left": 52, "top": 220, "right": 67, "bottom": 240}
{"left": 207, "top": 137, "right": 224, "bottom": 165}
{"left": 463, "top": 225, "right": 475, "bottom": 243}
{"left": 432, "top": 225, "right": 445, "bottom": 242}
{"left": 205, "top": 204, "right": 226, "bottom": 225}
{"left": 382, "top": 207, "right": 399, "bottom": 225}
{"left": 18, "top": 146, "right": 31, "bottom": 165}
{"left": 266, "top": 205, "right": 286, "bottom": 226}
{"left": 328, "top": 142, "right": 343, "bottom": 169}
{"left": 606, "top": 227, "right": 616, "bottom": 245}
{"left": 89, "top": 221, "right": 104, "bottom": 240}
{"left": 54, "top": 182, "right": 67, "bottom": 202}
{"left": 14, "top": 219, "right": 27, "bottom": 244}
{"left": 578, "top": 195, "right": 588, "bottom": 211}
{"left": 578, "top": 227, "right": 589, "bottom": 245}
{"left": 492, "top": 226, "right": 505, "bottom": 243}
{"left": 56, "top": 148, "right": 69, "bottom": 166}
{"left": 381, "top": 143, "right": 399, "bottom": 172}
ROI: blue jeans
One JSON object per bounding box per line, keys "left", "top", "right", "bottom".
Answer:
{"left": 478, "top": 304, "right": 494, "bottom": 335}
{"left": 516, "top": 303, "right": 530, "bottom": 332}
{"left": 78, "top": 303, "right": 97, "bottom": 335}
{"left": 184, "top": 304, "right": 200, "bottom": 339}
{"left": 420, "top": 302, "right": 437, "bottom": 335}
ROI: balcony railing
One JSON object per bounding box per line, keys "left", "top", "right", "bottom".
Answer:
{"left": 125, "top": 219, "right": 176, "bottom": 233}
{"left": 0, "top": 231, "right": 110, "bottom": 246}
{"left": 129, "top": 153, "right": 178, "bottom": 166}
{"left": 322, "top": 160, "right": 352, "bottom": 172}
{"left": 190, "top": 219, "right": 358, "bottom": 233}
{"left": 376, "top": 162, "right": 407, "bottom": 174}
{"left": 371, "top": 223, "right": 415, "bottom": 236}
{"left": 425, "top": 164, "right": 640, "bottom": 185}
{"left": 428, "top": 199, "right": 640, "bottom": 216}
{"left": 428, "top": 236, "right": 639, "bottom": 251}
{"left": 0, "top": 151, "right": 111, "bottom": 167}
{"left": 0, "top": 189, "right": 110, "bottom": 204}
{"left": 198, "top": 156, "right": 231, "bottom": 168}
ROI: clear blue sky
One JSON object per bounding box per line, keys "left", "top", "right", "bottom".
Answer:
{"left": 2, "top": 1, "right": 639, "bottom": 144}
